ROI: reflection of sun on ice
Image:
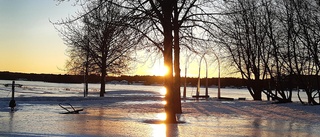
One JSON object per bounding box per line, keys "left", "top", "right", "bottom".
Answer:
{"left": 156, "top": 112, "right": 167, "bottom": 121}
{"left": 152, "top": 66, "right": 168, "bottom": 76}
{"left": 161, "top": 100, "right": 167, "bottom": 105}
{"left": 151, "top": 123, "right": 166, "bottom": 137}
{"left": 159, "top": 87, "right": 167, "bottom": 106}
{"left": 159, "top": 87, "right": 167, "bottom": 95}
{"left": 150, "top": 113, "right": 167, "bottom": 137}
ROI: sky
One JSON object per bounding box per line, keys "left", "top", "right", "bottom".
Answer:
{"left": 0, "top": 0, "right": 224, "bottom": 78}
{"left": 0, "top": 0, "right": 78, "bottom": 74}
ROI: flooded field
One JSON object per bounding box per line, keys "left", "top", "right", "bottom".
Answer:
{"left": 0, "top": 80, "right": 319, "bottom": 136}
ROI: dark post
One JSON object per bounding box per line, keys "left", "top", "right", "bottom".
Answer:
{"left": 84, "top": 34, "right": 89, "bottom": 97}
{"left": 9, "top": 81, "right": 16, "bottom": 111}
{"left": 183, "top": 66, "right": 187, "bottom": 100}
{"left": 83, "top": 61, "right": 88, "bottom": 97}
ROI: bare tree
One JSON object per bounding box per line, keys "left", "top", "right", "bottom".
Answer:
{"left": 261, "top": 0, "right": 293, "bottom": 103}
{"left": 215, "top": 0, "right": 270, "bottom": 100}
{"left": 121, "top": 0, "right": 223, "bottom": 123}
{"left": 284, "top": 0, "right": 320, "bottom": 105}
{"left": 54, "top": 0, "right": 140, "bottom": 97}
{"left": 215, "top": 0, "right": 320, "bottom": 104}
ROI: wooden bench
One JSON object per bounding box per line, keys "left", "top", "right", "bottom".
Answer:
{"left": 59, "top": 103, "right": 83, "bottom": 114}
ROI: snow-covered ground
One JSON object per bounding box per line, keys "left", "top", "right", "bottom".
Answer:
{"left": 0, "top": 80, "right": 320, "bottom": 136}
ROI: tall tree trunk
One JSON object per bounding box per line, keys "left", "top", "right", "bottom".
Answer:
{"left": 100, "top": 48, "right": 107, "bottom": 97}
{"left": 100, "top": 63, "right": 106, "bottom": 97}
{"left": 162, "top": 0, "right": 176, "bottom": 123}
{"left": 173, "top": 1, "right": 182, "bottom": 114}
{"left": 253, "top": 79, "right": 262, "bottom": 100}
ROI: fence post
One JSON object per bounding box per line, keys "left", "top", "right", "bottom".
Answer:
{"left": 9, "top": 81, "right": 16, "bottom": 111}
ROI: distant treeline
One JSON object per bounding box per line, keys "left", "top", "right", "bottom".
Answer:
{"left": 2, "top": 71, "right": 320, "bottom": 89}
{"left": 0, "top": 71, "right": 246, "bottom": 87}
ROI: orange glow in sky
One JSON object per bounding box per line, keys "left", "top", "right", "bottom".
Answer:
{"left": 0, "top": 1, "right": 224, "bottom": 78}
{"left": 0, "top": 0, "right": 77, "bottom": 74}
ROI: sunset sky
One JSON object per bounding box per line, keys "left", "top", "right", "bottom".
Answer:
{"left": 0, "top": 0, "right": 223, "bottom": 78}
{"left": 0, "top": 0, "right": 77, "bottom": 74}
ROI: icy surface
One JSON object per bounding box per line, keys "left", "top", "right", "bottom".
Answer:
{"left": 0, "top": 80, "right": 320, "bottom": 136}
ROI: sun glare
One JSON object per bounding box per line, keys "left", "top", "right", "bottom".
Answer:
{"left": 159, "top": 87, "right": 167, "bottom": 95}
{"left": 161, "top": 100, "right": 167, "bottom": 105}
{"left": 152, "top": 66, "right": 168, "bottom": 76}
{"left": 156, "top": 113, "right": 167, "bottom": 121}
{"left": 151, "top": 123, "right": 166, "bottom": 137}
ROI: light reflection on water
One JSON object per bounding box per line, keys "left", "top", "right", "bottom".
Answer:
{"left": 176, "top": 116, "right": 320, "bottom": 137}
{"left": 156, "top": 112, "right": 167, "bottom": 121}
{"left": 0, "top": 79, "right": 310, "bottom": 102}
{"left": 151, "top": 124, "right": 166, "bottom": 137}
{"left": 0, "top": 80, "right": 320, "bottom": 136}
{"left": 1, "top": 105, "right": 320, "bottom": 137}
{"left": 159, "top": 87, "right": 167, "bottom": 96}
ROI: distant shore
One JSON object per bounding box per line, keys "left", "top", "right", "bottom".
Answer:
{"left": 0, "top": 71, "right": 245, "bottom": 87}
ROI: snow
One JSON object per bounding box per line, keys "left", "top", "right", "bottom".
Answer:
{"left": 0, "top": 80, "right": 320, "bottom": 136}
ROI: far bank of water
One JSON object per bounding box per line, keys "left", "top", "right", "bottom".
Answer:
{"left": 0, "top": 80, "right": 308, "bottom": 102}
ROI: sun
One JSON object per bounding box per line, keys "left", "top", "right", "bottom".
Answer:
{"left": 152, "top": 66, "right": 168, "bottom": 76}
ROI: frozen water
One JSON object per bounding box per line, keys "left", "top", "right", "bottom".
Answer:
{"left": 0, "top": 80, "right": 320, "bottom": 136}
{"left": 0, "top": 80, "right": 308, "bottom": 101}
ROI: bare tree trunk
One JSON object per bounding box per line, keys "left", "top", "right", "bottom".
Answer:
{"left": 173, "top": 1, "right": 182, "bottom": 114}
{"left": 84, "top": 55, "right": 89, "bottom": 97}
{"left": 100, "top": 65, "right": 106, "bottom": 97}
{"left": 162, "top": 0, "right": 176, "bottom": 123}
{"left": 100, "top": 50, "right": 106, "bottom": 97}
